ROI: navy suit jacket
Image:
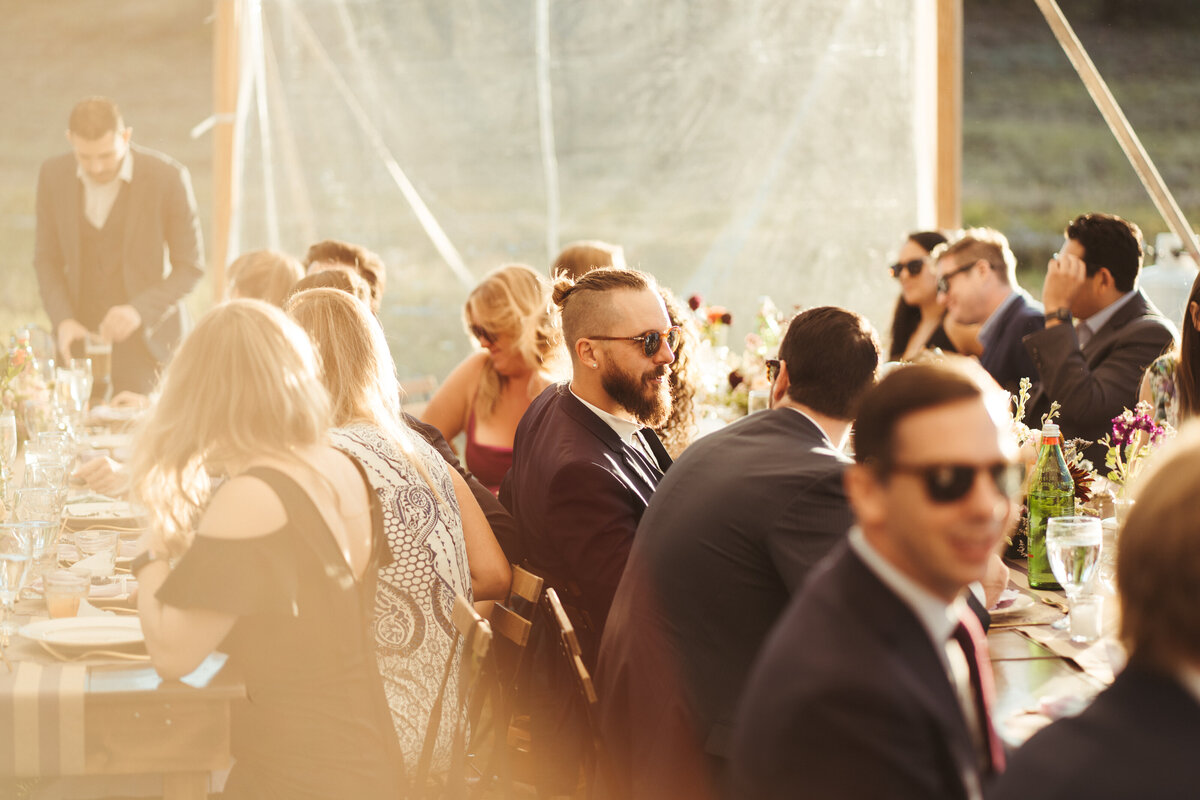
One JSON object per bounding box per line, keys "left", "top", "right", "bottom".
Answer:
{"left": 979, "top": 290, "right": 1044, "bottom": 397}
{"left": 596, "top": 407, "right": 854, "bottom": 800}
{"left": 1024, "top": 289, "right": 1175, "bottom": 463}
{"left": 500, "top": 383, "right": 670, "bottom": 637}
{"left": 33, "top": 145, "right": 204, "bottom": 364}
{"left": 993, "top": 664, "right": 1200, "bottom": 800}
{"left": 728, "top": 541, "right": 988, "bottom": 800}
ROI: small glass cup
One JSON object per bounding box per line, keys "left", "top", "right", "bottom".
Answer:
{"left": 43, "top": 569, "right": 91, "bottom": 618}
{"left": 74, "top": 529, "right": 119, "bottom": 582}
{"left": 747, "top": 389, "right": 770, "bottom": 414}
{"left": 1068, "top": 594, "right": 1104, "bottom": 644}
{"left": 84, "top": 335, "right": 113, "bottom": 405}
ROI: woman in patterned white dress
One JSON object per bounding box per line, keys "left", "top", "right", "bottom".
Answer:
{"left": 288, "top": 288, "right": 510, "bottom": 773}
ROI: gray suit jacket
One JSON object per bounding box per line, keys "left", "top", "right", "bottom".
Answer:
{"left": 1023, "top": 289, "right": 1175, "bottom": 462}
{"left": 33, "top": 144, "right": 204, "bottom": 362}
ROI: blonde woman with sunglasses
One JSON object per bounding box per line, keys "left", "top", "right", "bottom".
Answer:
{"left": 422, "top": 264, "right": 566, "bottom": 493}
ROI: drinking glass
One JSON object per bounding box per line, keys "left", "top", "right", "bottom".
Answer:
{"left": 43, "top": 569, "right": 90, "bottom": 618}
{"left": 1046, "top": 515, "right": 1103, "bottom": 642}
{"left": 69, "top": 358, "right": 94, "bottom": 409}
{"left": 15, "top": 487, "right": 63, "bottom": 523}
{"left": 0, "top": 411, "right": 16, "bottom": 510}
{"left": 24, "top": 446, "right": 70, "bottom": 494}
{"left": 9, "top": 520, "right": 59, "bottom": 587}
{"left": 0, "top": 523, "right": 33, "bottom": 635}
{"left": 84, "top": 336, "right": 113, "bottom": 404}
{"left": 74, "top": 529, "right": 119, "bottom": 583}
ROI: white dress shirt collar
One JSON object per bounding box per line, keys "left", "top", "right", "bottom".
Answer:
{"left": 571, "top": 388, "right": 644, "bottom": 448}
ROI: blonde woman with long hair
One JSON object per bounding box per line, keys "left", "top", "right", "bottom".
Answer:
{"left": 422, "top": 263, "right": 565, "bottom": 493}
{"left": 130, "top": 300, "right": 403, "bottom": 799}
{"left": 287, "top": 288, "right": 509, "bottom": 773}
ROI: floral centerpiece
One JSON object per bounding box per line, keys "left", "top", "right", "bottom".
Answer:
{"left": 687, "top": 295, "right": 786, "bottom": 418}
{"left": 1097, "top": 401, "right": 1172, "bottom": 497}
{"left": 1, "top": 331, "right": 53, "bottom": 441}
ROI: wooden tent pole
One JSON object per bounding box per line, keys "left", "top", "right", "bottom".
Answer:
{"left": 212, "top": 0, "right": 242, "bottom": 303}
{"left": 934, "top": 0, "right": 962, "bottom": 230}
{"left": 1033, "top": 0, "right": 1200, "bottom": 266}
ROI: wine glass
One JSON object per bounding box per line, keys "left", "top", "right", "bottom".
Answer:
{"left": 0, "top": 523, "right": 33, "bottom": 636}
{"left": 1046, "top": 516, "right": 1103, "bottom": 641}
{"left": 69, "top": 358, "right": 94, "bottom": 409}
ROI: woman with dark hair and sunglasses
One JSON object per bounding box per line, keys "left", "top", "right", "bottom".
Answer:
{"left": 886, "top": 231, "right": 978, "bottom": 361}
{"left": 422, "top": 264, "right": 567, "bottom": 493}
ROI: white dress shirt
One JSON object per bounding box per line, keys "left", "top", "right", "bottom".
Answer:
{"left": 77, "top": 150, "right": 134, "bottom": 229}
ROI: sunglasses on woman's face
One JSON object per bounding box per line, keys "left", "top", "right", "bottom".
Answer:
{"left": 470, "top": 325, "right": 496, "bottom": 346}
{"left": 889, "top": 258, "right": 926, "bottom": 279}
{"left": 588, "top": 326, "right": 682, "bottom": 358}
{"left": 888, "top": 461, "right": 1025, "bottom": 504}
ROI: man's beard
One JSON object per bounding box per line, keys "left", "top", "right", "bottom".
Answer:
{"left": 601, "top": 361, "right": 672, "bottom": 428}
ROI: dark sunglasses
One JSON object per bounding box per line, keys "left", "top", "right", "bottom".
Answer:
{"left": 888, "top": 461, "right": 1025, "bottom": 504}
{"left": 935, "top": 261, "right": 976, "bottom": 295}
{"left": 889, "top": 258, "right": 926, "bottom": 279}
{"left": 588, "top": 326, "right": 682, "bottom": 358}
{"left": 469, "top": 324, "right": 495, "bottom": 345}
{"left": 765, "top": 359, "right": 781, "bottom": 383}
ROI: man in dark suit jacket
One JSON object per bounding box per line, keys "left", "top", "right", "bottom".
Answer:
{"left": 595, "top": 306, "right": 880, "bottom": 800}
{"left": 501, "top": 267, "right": 675, "bottom": 644}
{"left": 499, "top": 267, "right": 675, "bottom": 793}
{"left": 994, "top": 425, "right": 1200, "bottom": 800}
{"left": 729, "top": 359, "right": 1015, "bottom": 800}
{"left": 1024, "top": 213, "right": 1176, "bottom": 463}
{"left": 34, "top": 97, "right": 204, "bottom": 394}
{"left": 934, "top": 227, "right": 1043, "bottom": 396}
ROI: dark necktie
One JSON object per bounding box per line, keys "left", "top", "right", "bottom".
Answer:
{"left": 952, "top": 609, "right": 1006, "bottom": 774}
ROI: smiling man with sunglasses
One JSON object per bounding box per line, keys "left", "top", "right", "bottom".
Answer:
{"left": 933, "top": 228, "right": 1044, "bottom": 396}
{"left": 499, "top": 266, "right": 677, "bottom": 793}
{"left": 731, "top": 358, "right": 1015, "bottom": 800}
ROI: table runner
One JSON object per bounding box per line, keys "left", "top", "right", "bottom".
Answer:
{"left": 0, "top": 660, "right": 87, "bottom": 776}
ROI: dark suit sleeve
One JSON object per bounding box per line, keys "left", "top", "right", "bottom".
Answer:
{"left": 128, "top": 162, "right": 204, "bottom": 331}
{"left": 32, "top": 160, "right": 74, "bottom": 329}
{"left": 1003, "top": 311, "right": 1045, "bottom": 398}
{"left": 1023, "top": 318, "right": 1174, "bottom": 438}
{"left": 766, "top": 470, "right": 852, "bottom": 593}
{"left": 545, "top": 459, "right": 640, "bottom": 629}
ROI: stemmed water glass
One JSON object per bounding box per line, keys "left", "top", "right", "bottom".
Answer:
{"left": 1046, "top": 516, "right": 1103, "bottom": 640}
{"left": 0, "top": 523, "right": 33, "bottom": 637}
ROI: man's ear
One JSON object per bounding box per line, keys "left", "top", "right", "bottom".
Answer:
{"left": 770, "top": 360, "right": 790, "bottom": 407}
{"left": 844, "top": 463, "right": 887, "bottom": 529}
{"left": 575, "top": 337, "right": 598, "bottom": 369}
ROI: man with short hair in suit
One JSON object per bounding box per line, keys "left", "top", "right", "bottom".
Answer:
{"left": 34, "top": 97, "right": 204, "bottom": 394}
{"left": 1024, "top": 212, "right": 1176, "bottom": 463}
{"left": 994, "top": 423, "right": 1200, "bottom": 800}
{"left": 500, "top": 266, "right": 676, "bottom": 794}
{"left": 935, "top": 227, "right": 1044, "bottom": 396}
{"left": 595, "top": 306, "right": 880, "bottom": 800}
{"left": 730, "top": 358, "right": 1018, "bottom": 800}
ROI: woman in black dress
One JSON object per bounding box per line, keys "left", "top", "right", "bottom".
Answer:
{"left": 129, "top": 300, "right": 404, "bottom": 799}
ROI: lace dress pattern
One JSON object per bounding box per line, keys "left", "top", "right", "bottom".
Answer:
{"left": 1145, "top": 351, "right": 1179, "bottom": 428}
{"left": 331, "top": 423, "right": 472, "bottom": 774}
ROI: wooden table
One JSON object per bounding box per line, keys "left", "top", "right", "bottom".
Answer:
{"left": 3, "top": 633, "right": 243, "bottom": 800}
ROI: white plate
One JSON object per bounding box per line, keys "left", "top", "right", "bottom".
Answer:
{"left": 19, "top": 616, "right": 144, "bottom": 651}
{"left": 989, "top": 593, "right": 1035, "bottom": 618}
{"left": 63, "top": 501, "right": 140, "bottom": 520}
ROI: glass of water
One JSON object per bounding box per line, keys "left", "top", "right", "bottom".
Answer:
{"left": 0, "top": 523, "right": 33, "bottom": 635}
{"left": 1046, "top": 515, "right": 1103, "bottom": 642}
{"left": 0, "top": 411, "right": 16, "bottom": 510}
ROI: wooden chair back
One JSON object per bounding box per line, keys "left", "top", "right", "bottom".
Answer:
{"left": 543, "top": 588, "right": 605, "bottom": 796}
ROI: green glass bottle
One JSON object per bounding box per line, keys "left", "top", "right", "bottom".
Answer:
{"left": 1026, "top": 422, "right": 1073, "bottom": 590}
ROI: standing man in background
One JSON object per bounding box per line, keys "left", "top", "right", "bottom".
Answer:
{"left": 34, "top": 96, "right": 204, "bottom": 394}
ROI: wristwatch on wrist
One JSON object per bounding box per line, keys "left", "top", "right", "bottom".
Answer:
{"left": 130, "top": 548, "right": 166, "bottom": 578}
{"left": 1044, "top": 307, "right": 1072, "bottom": 324}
